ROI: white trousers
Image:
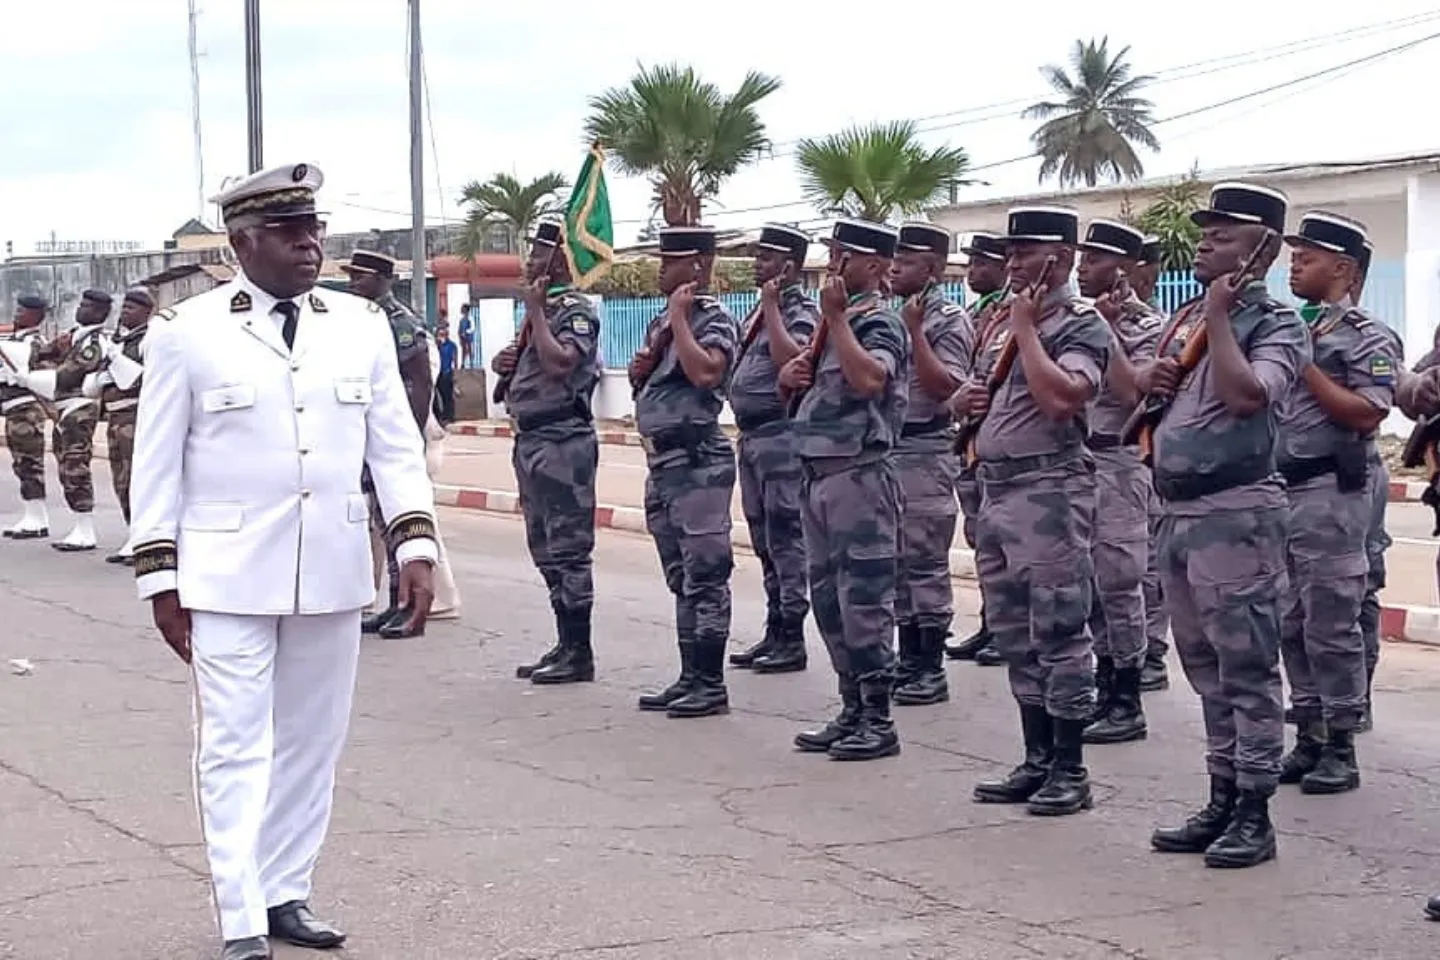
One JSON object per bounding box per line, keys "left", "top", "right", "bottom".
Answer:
{"left": 190, "top": 610, "right": 361, "bottom": 941}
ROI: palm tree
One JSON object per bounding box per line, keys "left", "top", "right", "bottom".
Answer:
{"left": 1024, "top": 37, "right": 1160, "bottom": 188}
{"left": 455, "top": 171, "right": 569, "bottom": 259}
{"left": 584, "top": 63, "right": 781, "bottom": 226}
{"left": 795, "top": 121, "right": 973, "bottom": 222}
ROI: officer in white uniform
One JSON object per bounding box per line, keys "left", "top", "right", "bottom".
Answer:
{"left": 129, "top": 162, "right": 438, "bottom": 960}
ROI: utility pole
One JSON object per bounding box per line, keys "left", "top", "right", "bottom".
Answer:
{"left": 187, "top": 0, "right": 206, "bottom": 219}
{"left": 244, "top": 0, "right": 263, "bottom": 173}
{"left": 408, "top": 0, "right": 427, "bottom": 323}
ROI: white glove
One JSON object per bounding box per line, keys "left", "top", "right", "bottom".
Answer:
{"left": 102, "top": 339, "right": 122, "bottom": 361}
{"left": 0, "top": 367, "right": 15, "bottom": 388}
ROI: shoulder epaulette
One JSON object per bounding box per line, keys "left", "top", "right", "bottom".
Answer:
{"left": 1341, "top": 307, "right": 1373, "bottom": 330}
{"left": 367, "top": 300, "right": 383, "bottom": 314}
{"left": 156, "top": 309, "right": 176, "bottom": 322}
{"left": 939, "top": 302, "right": 967, "bottom": 317}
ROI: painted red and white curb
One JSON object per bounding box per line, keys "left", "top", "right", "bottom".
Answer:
{"left": 1390, "top": 479, "right": 1430, "bottom": 504}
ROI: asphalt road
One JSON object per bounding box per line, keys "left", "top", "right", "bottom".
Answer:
{"left": 5, "top": 463, "right": 1440, "bottom": 959}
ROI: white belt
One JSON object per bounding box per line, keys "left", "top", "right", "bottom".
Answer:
{"left": 106, "top": 397, "right": 139, "bottom": 412}
{"left": 0, "top": 396, "right": 37, "bottom": 414}
{"left": 56, "top": 397, "right": 96, "bottom": 420}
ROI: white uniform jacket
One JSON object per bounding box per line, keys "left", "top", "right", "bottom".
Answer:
{"left": 130, "top": 273, "right": 438, "bottom": 614}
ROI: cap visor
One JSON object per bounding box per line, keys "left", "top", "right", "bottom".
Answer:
{"left": 1075, "top": 241, "right": 1134, "bottom": 257}
{"left": 1190, "top": 209, "right": 1264, "bottom": 228}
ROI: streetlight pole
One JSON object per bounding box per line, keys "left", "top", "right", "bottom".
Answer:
{"left": 244, "top": 0, "right": 263, "bottom": 173}
{"left": 408, "top": 0, "right": 427, "bottom": 323}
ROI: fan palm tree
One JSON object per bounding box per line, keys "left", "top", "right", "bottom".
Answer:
{"left": 795, "top": 121, "right": 973, "bottom": 223}
{"left": 1024, "top": 37, "right": 1160, "bottom": 188}
{"left": 455, "top": 171, "right": 569, "bottom": 259}
{"left": 584, "top": 63, "right": 781, "bottom": 226}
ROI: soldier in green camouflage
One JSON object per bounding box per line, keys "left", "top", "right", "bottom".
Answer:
{"left": 98, "top": 288, "right": 156, "bottom": 564}
{"left": 1, "top": 295, "right": 51, "bottom": 539}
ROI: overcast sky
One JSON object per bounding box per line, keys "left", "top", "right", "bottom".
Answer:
{"left": 2, "top": 0, "right": 1437, "bottom": 255}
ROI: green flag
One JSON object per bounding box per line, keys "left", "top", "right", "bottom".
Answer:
{"left": 562, "top": 143, "right": 615, "bottom": 290}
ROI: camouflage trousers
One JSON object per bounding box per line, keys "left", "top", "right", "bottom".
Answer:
{"left": 737, "top": 424, "right": 808, "bottom": 624}
{"left": 1087, "top": 450, "right": 1150, "bottom": 668}
{"left": 644, "top": 452, "right": 735, "bottom": 647}
{"left": 895, "top": 443, "right": 958, "bottom": 630}
{"left": 4, "top": 403, "right": 47, "bottom": 501}
{"left": 1279, "top": 474, "right": 1370, "bottom": 730}
{"left": 975, "top": 454, "right": 1097, "bottom": 721}
{"left": 107, "top": 410, "right": 137, "bottom": 524}
{"left": 1359, "top": 454, "right": 1389, "bottom": 680}
{"left": 52, "top": 404, "right": 98, "bottom": 513}
{"left": 801, "top": 457, "right": 900, "bottom": 679}
{"left": 1143, "top": 484, "right": 1169, "bottom": 657}
{"left": 513, "top": 429, "right": 599, "bottom": 615}
{"left": 1158, "top": 504, "right": 1287, "bottom": 793}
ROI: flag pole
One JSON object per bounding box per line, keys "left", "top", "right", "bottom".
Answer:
{"left": 408, "top": 0, "right": 427, "bottom": 324}
{"left": 244, "top": 0, "right": 263, "bottom": 173}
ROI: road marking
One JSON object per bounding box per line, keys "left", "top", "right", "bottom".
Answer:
{"left": 1394, "top": 536, "right": 1439, "bottom": 548}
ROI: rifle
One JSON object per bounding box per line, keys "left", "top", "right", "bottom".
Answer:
{"left": 630, "top": 261, "right": 706, "bottom": 400}
{"left": 492, "top": 245, "right": 559, "bottom": 405}
{"left": 1120, "top": 229, "right": 1277, "bottom": 464}
{"left": 954, "top": 255, "right": 1059, "bottom": 465}
{"left": 782, "top": 254, "right": 851, "bottom": 416}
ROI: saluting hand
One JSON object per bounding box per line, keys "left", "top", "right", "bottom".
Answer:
{"left": 1010, "top": 286, "right": 1041, "bottom": 331}
{"left": 759, "top": 277, "right": 781, "bottom": 310}
{"left": 667, "top": 282, "right": 697, "bottom": 325}
{"left": 523, "top": 276, "right": 549, "bottom": 317}
{"left": 820, "top": 275, "right": 848, "bottom": 315}
{"left": 151, "top": 591, "right": 193, "bottom": 664}
{"left": 901, "top": 295, "right": 925, "bottom": 333}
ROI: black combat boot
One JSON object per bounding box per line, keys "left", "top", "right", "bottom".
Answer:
{"left": 530, "top": 611, "right": 596, "bottom": 685}
{"left": 1279, "top": 718, "right": 1326, "bottom": 785}
{"left": 894, "top": 625, "right": 950, "bottom": 706}
{"left": 1091, "top": 656, "right": 1115, "bottom": 725}
{"left": 1027, "top": 716, "right": 1093, "bottom": 816}
{"left": 946, "top": 606, "right": 991, "bottom": 660}
{"left": 892, "top": 621, "right": 922, "bottom": 689}
{"left": 1203, "top": 788, "right": 1277, "bottom": 869}
{"left": 1300, "top": 726, "right": 1360, "bottom": 795}
{"left": 974, "top": 636, "right": 1006, "bottom": 667}
{"left": 639, "top": 642, "right": 695, "bottom": 711}
{"left": 1083, "top": 664, "right": 1148, "bottom": 744}
{"left": 1151, "top": 776, "right": 1238, "bottom": 853}
{"left": 666, "top": 641, "right": 730, "bottom": 718}
{"left": 828, "top": 672, "right": 901, "bottom": 760}
{"left": 753, "top": 617, "right": 807, "bottom": 674}
{"left": 974, "top": 705, "right": 1052, "bottom": 804}
{"left": 794, "top": 675, "right": 861, "bottom": 752}
{"left": 1140, "top": 641, "right": 1169, "bottom": 691}
{"left": 1425, "top": 893, "right": 1440, "bottom": 921}
{"left": 729, "top": 615, "right": 779, "bottom": 668}
{"left": 1358, "top": 660, "right": 1377, "bottom": 733}
{"left": 362, "top": 583, "right": 400, "bottom": 635}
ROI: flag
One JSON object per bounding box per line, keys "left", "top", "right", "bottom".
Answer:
{"left": 561, "top": 142, "right": 615, "bottom": 290}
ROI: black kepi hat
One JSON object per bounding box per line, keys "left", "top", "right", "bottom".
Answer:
{"left": 532, "top": 216, "right": 566, "bottom": 248}
{"left": 1005, "top": 205, "right": 1080, "bottom": 245}
{"left": 756, "top": 223, "right": 811, "bottom": 263}
{"left": 897, "top": 221, "right": 951, "bottom": 257}
{"left": 827, "top": 218, "right": 899, "bottom": 258}
{"left": 961, "top": 231, "right": 1007, "bottom": 262}
{"left": 16, "top": 295, "right": 47, "bottom": 311}
{"left": 1078, "top": 219, "right": 1146, "bottom": 260}
{"left": 1284, "top": 210, "right": 1369, "bottom": 261}
{"left": 123, "top": 288, "right": 155, "bottom": 308}
{"left": 1191, "top": 181, "right": 1288, "bottom": 232}
{"left": 658, "top": 226, "right": 717, "bottom": 257}
{"left": 345, "top": 250, "right": 397, "bottom": 278}
{"left": 1138, "top": 236, "right": 1163, "bottom": 267}
{"left": 1357, "top": 240, "right": 1373, "bottom": 274}
{"left": 81, "top": 289, "right": 113, "bottom": 306}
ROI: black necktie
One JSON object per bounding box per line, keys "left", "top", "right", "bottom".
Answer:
{"left": 275, "top": 301, "right": 299, "bottom": 351}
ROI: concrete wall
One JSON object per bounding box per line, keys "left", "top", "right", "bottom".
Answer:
{"left": 1, "top": 249, "right": 225, "bottom": 332}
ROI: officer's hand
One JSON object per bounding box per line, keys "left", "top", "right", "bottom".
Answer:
{"left": 820, "top": 275, "right": 848, "bottom": 315}
{"left": 1205, "top": 268, "right": 1245, "bottom": 315}
{"left": 902, "top": 295, "right": 925, "bottom": 332}
{"left": 151, "top": 591, "right": 192, "bottom": 664}
{"left": 1094, "top": 290, "right": 1124, "bottom": 326}
{"left": 1010, "top": 287, "right": 1040, "bottom": 330}
{"left": 759, "top": 277, "right": 781, "bottom": 310}
{"left": 962, "top": 380, "right": 990, "bottom": 419}
{"left": 524, "top": 276, "right": 548, "bottom": 315}
{"left": 396, "top": 560, "right": 435, "bottom": 635}
{"left": 1144, "top": 357, "right": 1183, "bottom": 397}
{"left": 492, "top": 344, "right": 518, "bottom": 376}
{"left": 667, "top": 283, "right": 697, "bottom": 323}
{"left": 630, "top": 347, "right": 657, "bottom": 384}
{"left": 778, "top": 355, "right": 813, "bottom": 393}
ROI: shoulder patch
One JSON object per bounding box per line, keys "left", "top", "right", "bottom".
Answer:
{"left": 230, "top": 291, "right": 252, "bottom": 314}
{"left": 1368, "top": 354, "right": 1395, "bottom": 385}
{"left": 570, "top": 316, "right": 593, "bottom": 336}
{"left": 397, "top": 328, "right": 415, "bottom": 348}
{"left": 80, "top": 340, "right": 101, "bottom": 362}
{"left": 308, "top": 293, "right": 328, "bottom": 314}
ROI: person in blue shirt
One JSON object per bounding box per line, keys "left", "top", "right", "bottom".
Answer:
{"left": 434, "top": 325, "right": 458, "bottom": 424}
{"left": 458, "top": 303, "right": 476, "bottom": 369}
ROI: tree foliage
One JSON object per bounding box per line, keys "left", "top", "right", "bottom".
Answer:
{"left": 455, "top": 171, "right": 569, "bottom": 260}
{"left": 795, "top": 121, "right": 973, "bottom": 222}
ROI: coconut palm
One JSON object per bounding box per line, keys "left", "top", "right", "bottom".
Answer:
{"left": 1024, "top": 37, "right": 1160, "bottom": 188}
{"left": 583, "top": 63, "right": 781, "bottom": 226}
{"left": 795, "top": 121, "right": 973, "bottom": 223}
{"left": 455, "top": 171, "right": 569, "bottom": 259}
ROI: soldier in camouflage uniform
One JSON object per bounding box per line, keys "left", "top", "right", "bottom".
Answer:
{"left": 946, "top": 233, "right": 1010, "bottom": 667}
{"left": 630, "top": 226, "right": 739, "bottom": 719}
{"left": 1275, "top": 213, "right": 1396, "bottom": 796}
{"left": 0, "top": 295, "right": 51, "bottom": 539}
{"left": 727, "top": 224, "right": 816, "bottom": 675}
{"left": 958, "top": 206, "right": 1110, "bottom": 817}
{"left": 888, "top": 222, "right": 972, "bottom": 706}
{"left": 1075, "top": 220, "right": 1164, "bottom": 745}
{"left": 1143, "top": 183, "right": 1308, "bottom": 869}
{"left": 492, "top": 216, "right": 603, "bottom": 685}
{"left": 1130, "top": 237, "right": 1173, "bottom": 693}
{"left": 781, "top": 218, "right": 909, "bottom": 761}
{"left": 19, "top": 289, "right": 112, "bottom": 552}
{"left": 98, "top": 288, "right": 156, "bottom": 564}
{"left": 344, "top": 250, "right": 435, "bottom": 639}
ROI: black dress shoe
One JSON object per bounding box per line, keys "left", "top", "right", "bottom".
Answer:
{"left": 362, "top": 606, "right": 398, "bottom": 634}
{"left": 1425, "top": 893, "right": 1440, "bottom": 921}
{"left": 221, "top": 936, "right": 271, "bottom": 960}
{"left": 105, "top": 552, "right": 132, "bottom": 565}
{"left": 8, "top": 528, "right": 48, "bottom": 540}
{"left": 377, "top": 607, "right": 424, "bottom": 639}
{"left": 267, "top": 901, "right": 346, "bottom": 949}
{"left": 51, "top": 541, "right": 96, "bottom": 552}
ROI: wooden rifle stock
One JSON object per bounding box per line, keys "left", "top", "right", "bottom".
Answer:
{"left": 955, "top": 256, "right": 1058, "bottom": 465}
{"left": 1121, "top": 228, "right": 1277, "bottom": 464}
{"left": 783, "top": 255, "right": 852, "bottom": 416}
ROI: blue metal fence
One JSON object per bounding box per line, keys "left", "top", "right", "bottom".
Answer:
{"left": 509, "top": 262, "right": 1408, "bottom": 369}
